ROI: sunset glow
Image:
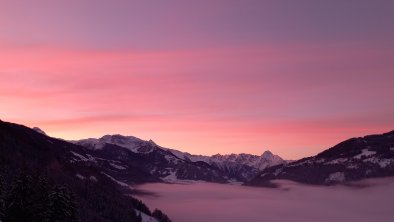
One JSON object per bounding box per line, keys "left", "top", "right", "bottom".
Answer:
{"left": 1, "top": 0, "right": 393, "bottom": 159}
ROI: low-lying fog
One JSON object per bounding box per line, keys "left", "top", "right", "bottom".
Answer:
{"left": 136, "top": 178, "right": 394, "bottom": 222}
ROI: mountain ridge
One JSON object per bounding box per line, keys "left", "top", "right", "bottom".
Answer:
{"left": 0, "top": 119, "right": 171, "bottom": 222}
{"left": 247, "top": 130, "right": 394, "bottom": 187}
{"left": 72, "top": 133, "right": 285, "bottom": 182}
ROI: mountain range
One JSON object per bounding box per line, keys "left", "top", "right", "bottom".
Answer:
{"left": 1, "top": 119, "right": 393, "bottom": 221}
{"left": 72, "top": 134, "right": 285, "bottom": 184}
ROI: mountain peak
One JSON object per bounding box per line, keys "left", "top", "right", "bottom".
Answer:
{"left": 32, "top": 127, "right": 47, "bottom": 135}
{"left": 261, "top": 150, "right": 273, "bottom": 157}
{"left": 148, "top": 139, "right": 157, "bottom": 145}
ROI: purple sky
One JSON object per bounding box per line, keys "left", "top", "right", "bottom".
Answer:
{"left": 1, "top": 0, "right": 393, "bottom": 159}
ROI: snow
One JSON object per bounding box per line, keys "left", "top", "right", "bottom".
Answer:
{"left": 362, "top": 157, "right": 393, "bottom": 168}
{"left": 160, "top": 170, "right": 208, "bottom": 184}
{"left": 354, "top": 149, "right": 376, "bottom": 159}
{"left": 161, "top": 171, "right": 178, "bottom": 182}
{"left": 347, "top": 164, "right": 358, "bottom": 169}
{"left": 164, "top": 154, "right": 179, "bottom": 163}
{"left": 378, "top": 159, "right": 393, "bottom": 168}
{"left": 70, "top": 151, "right": 97, "bottom": 163}
{"left": 324, "top": 158, "right": 349, "bottom": 165}
{"left": 135, "top": 210, "right": 159, "bottom": 222}
{"left": 273, "top": 168, "right": 282, "bottom": 176}
{"left": 325, "top": 158, "right": 348, "bottom": 165}
{"left": 326, "top": 172, "right": 345, "bottom": 182}
{"left": 109, "top": 162, "right": 127, "bottom": 170}
{"left": 164, "top": 148, "right": 211, "bottom": 163}
{"left": 101, "top": 172, "right": 133, "bottom": 190}
{"left": 166, "top": 148, "right": 189, "bottom": 160}
{"left": 70, "top": 151, "right": 89, "bottom": 161}
{"left": 288, "top": 159, "right": 312, "bottom": 167}
{"left": 76, "top": 174, "right": 85, "bottom": 180}
{"left": 89, "top": 176, "right": 98, "bottom": 182}
{"left": 74, "top": 135, "right": 156, "bottom": 153}
{"left": 166, "top": 149, "right": 285, "bottom": 170}
{"left": 188, "top": 155, "right": 211, "bottom": 163}
{"left": 227, "top": 179, "right": 243, "bottom": 185}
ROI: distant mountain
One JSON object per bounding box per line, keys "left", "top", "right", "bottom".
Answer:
{"left": 167, "top": 149, "right": 285, "bottom": 181}
{"left": 247, "top": 130, "right": 394, "bottom": 187}
{"left": 73, "top": 135, "right": 229, "bottom": 184}
{"left": 0, "top": 120, "right": 171, "bottom": 222}
{"left": 73, "top": 135, "right": 285, "bottom": 183}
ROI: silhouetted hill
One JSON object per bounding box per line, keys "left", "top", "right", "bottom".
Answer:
{"left": 247, "top": 130, "right": 394, "bottom": 187}
{"left": 0, "top": 120, "right": 171, "bottom": 222}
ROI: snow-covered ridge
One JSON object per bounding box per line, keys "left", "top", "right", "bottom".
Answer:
{"left": 72, "top": 134, "right": 286, "bottom": 183}
{"left": 72, "top": 134, "right": 157, "bottom": 153}
{"left": 166, "top": 149, "right": 285, "bottom": 171}
{"left": 72, "top": 134, "right": 285, "bottom": 172}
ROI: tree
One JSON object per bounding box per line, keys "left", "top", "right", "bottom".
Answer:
{"left": 46, "top": 185, "right": 78, "bottom": 222}
{"left": 152, "top": 209, "right": 172, "bottom": 222}
{"left": 0, "top": 174, "right": 6, "bottom": 220}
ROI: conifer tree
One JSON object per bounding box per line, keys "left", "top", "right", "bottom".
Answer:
{"left": 5, "top": 171, "right": 37, "bottom": 221}
{"left": 0, "top": 174, "right": 6, "bottom": 220}
{"left": 152, "top": 209, "right": 172, "bottom": 222}
{"left": 47, "top": 185, "right": 78, "bottom": 222}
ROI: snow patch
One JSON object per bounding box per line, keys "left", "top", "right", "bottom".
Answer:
{"left": 227, "top": 179, "right": 243, "bottom": 185}
{"left": 161, "top": 171, "right": 178, "bottom": 182}
{"left": 70, "top": 151, "right": 97, "bottom": 163}
{"left": 135, "top": 210, "right": 159, "bottom": 222}
{"left": 325, "top": 158, "right": 348, "bottom": 165}
{"left": 76, "top": 174, "right": 85, "bottom": 180}
{"left": 378, "top": 159, "right": 393, "bottom": 168}
{"left": 101, "top": 172, "right": 133, "bottom": 190}
{"left": 326, "top": 172, "right": 345, "bottom": 183}
{"left": 164, "top": 154, "right": 179, "bottom": 163}
{"left": 354, "top": 149, "right": 376, "bottom": 159}
{"left": 363, "top": 157, "right": 393, "bottom": 168}
{"left": 347, "top": 164, "right": 358, "bottom": 169}
{"left": 160, "top": 170, "right": 207, "bottom": 184}
{"left": 70, "top": 151, "right": 89, "bottom": 161}
{"left": 273, "top": 168, "right": 282, "bottom": 176}
{"left": 109, "top": 162, "right": 127, "bottom": 170}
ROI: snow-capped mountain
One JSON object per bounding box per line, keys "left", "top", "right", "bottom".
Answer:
{"left": 72, "top": 134, "right": 285, "bottom": 183}
{"left": 74, "top": 134, "right": 157, "bottom": 153}
{"left": 168, "top": 149, "right": 283, "bottom": 170}
{"left": 247, "top": 130, "right": 394, "bottom": 187}
{"left": 167, "top": 149, "right": 285, "bottom": 181}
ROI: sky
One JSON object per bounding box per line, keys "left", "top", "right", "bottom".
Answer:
{"left": 1, "top": 0, "right": 393, "bottom": 159}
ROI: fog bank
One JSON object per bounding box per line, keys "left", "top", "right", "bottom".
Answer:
{"left": 136, "top": 178, "right": 394, "bottom": 222}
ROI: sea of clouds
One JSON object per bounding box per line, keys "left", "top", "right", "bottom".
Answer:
{"left": 136, "top": 178, "right": 394, "bottom": 222}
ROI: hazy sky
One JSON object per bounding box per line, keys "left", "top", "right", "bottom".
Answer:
{"left": 1, "top": 0, "right": 393, "bottom": 159}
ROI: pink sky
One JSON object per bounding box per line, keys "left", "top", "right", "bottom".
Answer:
{"left": 1, "top": 0, "right": 394, "bottom": 159}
